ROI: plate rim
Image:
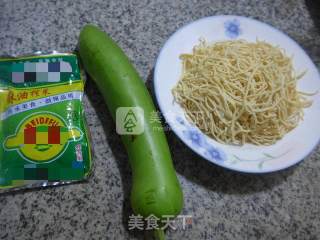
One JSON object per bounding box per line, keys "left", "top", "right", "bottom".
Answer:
{"left": 153, "top": 15, "right": 320, "bottom": 173}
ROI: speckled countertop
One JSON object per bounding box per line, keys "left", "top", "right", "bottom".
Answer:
{"left": 1, "top": 0, "right": 320, "bottom": 239}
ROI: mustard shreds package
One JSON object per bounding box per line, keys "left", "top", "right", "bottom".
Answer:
{"left": 0, "top": 53, "right": 92, "bottom": 191}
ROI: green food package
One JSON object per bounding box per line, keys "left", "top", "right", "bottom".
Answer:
{"left": 0, "top": 53, "right": 92, "bottom": 191}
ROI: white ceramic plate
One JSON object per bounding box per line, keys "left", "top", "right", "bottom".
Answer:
{"left": 154, "top": 15, "right": 320, "bottom": 173}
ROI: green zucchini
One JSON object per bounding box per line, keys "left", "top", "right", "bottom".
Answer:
{"left": 79, "top": 25, "right": 183, "bottom": 219}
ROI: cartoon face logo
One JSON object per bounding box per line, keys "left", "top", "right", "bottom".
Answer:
{"left": 4, "top": 112, "right": 82, "bottom": 163}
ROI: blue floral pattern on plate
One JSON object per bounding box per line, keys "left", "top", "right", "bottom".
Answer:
{"left": 183, "top": 129, "right": 204, "bottom": 148}
{"left": 175, "top": 115, "right": 291, "bottom": 168}
{"left": 177, "top": 116, "right": 227, "bottom": 162}
{"left": 224, "top": 19, "right": 241, "bottom": 39}
{"left": 176, "top": 116, "right": 185, "bottom": 125}
{"left": 204, "top": 146, "right": 226, "bottom": 162}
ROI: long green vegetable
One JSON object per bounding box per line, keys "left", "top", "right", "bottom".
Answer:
{"left": 79, "top": 25, "right": 183, "bottom": 221}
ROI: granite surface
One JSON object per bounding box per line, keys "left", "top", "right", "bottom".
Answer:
{"left": 1, "top": 0, "right": 320, "bottom": 239}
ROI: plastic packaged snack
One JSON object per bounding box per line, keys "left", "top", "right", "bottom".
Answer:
{"left": 0, "top": 53, "right": 92, "bottom": 192}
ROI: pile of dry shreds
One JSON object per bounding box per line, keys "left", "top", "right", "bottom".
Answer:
{"left": 172, "top": 40, "right": 312, "bottom": 145}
